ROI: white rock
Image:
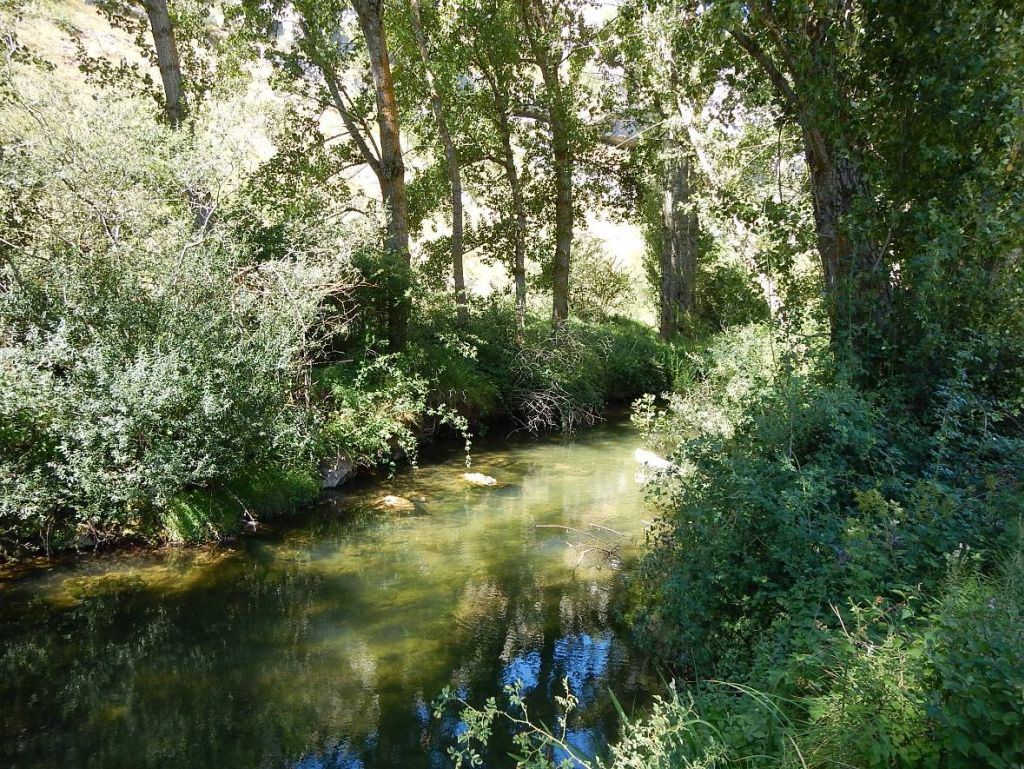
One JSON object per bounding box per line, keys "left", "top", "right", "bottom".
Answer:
{"left": 377, "top": 495, "right": 415, "bottom": 511}
{"left": 634, "top": 448, "right": 674, "bottom": 470}
{"left": 462, "top": 472, "right": 498, "bottom": 486}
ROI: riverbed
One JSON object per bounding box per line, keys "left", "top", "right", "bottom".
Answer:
{"left": 0, "top": 420, "right": 654, "bottom": 768}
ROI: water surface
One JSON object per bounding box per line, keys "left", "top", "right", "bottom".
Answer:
{"left": 0, "top": 420, "right": 653, "bottom": 769}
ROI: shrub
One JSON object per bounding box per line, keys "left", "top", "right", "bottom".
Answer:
{"left": 927, "top": 548, "right": 1024, "bottom": 768}
{"left": 0, "top": 74, "right": 352, "bottom": 554}
{"left": 694, "top": 259, "right": 771, "bottom": 332}
{"left": 628, "top": 320, "right": 1017, "bottom": 674}
{"left": 505, "top": 323, "right": 608, "bottom": 433}
{"left": 585, "top": 319, "right": 670, "bottom": 402}
{"left": 568, "top": 235, "right": 638, "bottom": 321}
{"left": 316, "top": 354, "right": 432, "bottom": 469}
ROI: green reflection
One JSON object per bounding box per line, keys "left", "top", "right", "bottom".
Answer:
{"left": 0, "top": 421, "right": 654, "bottom": 769}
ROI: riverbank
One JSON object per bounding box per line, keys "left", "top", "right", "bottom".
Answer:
{"left": 1, "top": 310, "right": 675, "bottom": 562}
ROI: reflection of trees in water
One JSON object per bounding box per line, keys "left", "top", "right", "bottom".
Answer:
{"left": 0, "top": 565, "right": 385, "bottom": 768}
{"left": 432, "top": 574, "right": 648, "bottom": 767}
{"left": 0, "top": 559, "right": 646, "bottom": 769}
{"left": 0, "top": 423, "right": 651, "bottom": 769}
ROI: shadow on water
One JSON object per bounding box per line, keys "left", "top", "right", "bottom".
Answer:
{"left": 0, "top": 419, "right": 657, "bottom": 769}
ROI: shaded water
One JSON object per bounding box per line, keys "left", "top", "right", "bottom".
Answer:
{"left": 0, "top": 420, "right": 655, "bottom": 769}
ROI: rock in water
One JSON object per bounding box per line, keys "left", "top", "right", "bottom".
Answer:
{"left": 634, "top": 448, "right": 678, "bottom": 484}
{"left": 377, "top": 495, "right": 415, "bottom": 511}
{"left": 320, "top": 453, "right": 354, "bottom": 489}
{"left": 462, "top": 472, "right": 498, "bottom": 486}
{"left": 634, "top": 448, "right": 674, "bottom": 470}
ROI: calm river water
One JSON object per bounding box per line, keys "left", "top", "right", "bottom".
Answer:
{"left": 0, "top": 420, "right": 654, "bottom": 769}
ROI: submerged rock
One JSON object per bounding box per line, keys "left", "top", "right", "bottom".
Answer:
{"left": 376, "top": 495, "right": 416, "bottom": 511}
{"left": 462, "top": 472, "right": 498, "bottom": 487}
{"left": 633, "top": 448, "right": 674, "bottom": 470}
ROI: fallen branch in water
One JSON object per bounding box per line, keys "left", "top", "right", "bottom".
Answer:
{"left": 535, "top": 523, "right": 626, "bottom": 567}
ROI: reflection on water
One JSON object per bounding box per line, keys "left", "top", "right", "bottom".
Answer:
{"left": 0, "top": 420, "right": 654, "bottom": 769}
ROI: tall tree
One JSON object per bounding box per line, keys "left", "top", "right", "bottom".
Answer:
{"left": 601, "top": 1, "right": 707, "bottom": 338}
{"left": 350, "top": 0, "right": 410, "bottom": 270}
{"left": 463, "top": 0, "right": 530, "bottom": 329}
{"left": 727, "top": 19, "right": 883, "bottom": 361}
{"left": 405, "top": 0, "right": 468, "bottom": 322}
{"left": 516, "top": 0, "right": 577, "bottom": 326}
{"left": 247, "top": 0, "right": 412, "bottom": 348}
{"left": 657, "top": 142, "right": 698, "bottom": 338}
{"left": 645, "top": 1, "right": 888, "bottom": 360}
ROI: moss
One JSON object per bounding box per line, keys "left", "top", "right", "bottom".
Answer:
{"left": 161, "top": 466, "right": 320, "bottom": 544}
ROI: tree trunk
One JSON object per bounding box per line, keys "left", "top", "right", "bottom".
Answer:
{"left": 729, "top": 27, "right": 888, "bottom": 365}
{"left": 352, "top": 0, "right": 411, "bottom": 349}
{"left": 142, "top": 0, "right": 185, "bottom": 128}
{"left": 658, "top": 148, "right": 698, "bottom": 339}
{"left": 802, "top": 127, "right": 887, "bottom": 362}
{"left": 518, "top": 0, "right": 573, "bottom": 327}
{"left": 142, "top": 0, "right": 214, "bottom": 228}
{"left": 407, "top": 0, "right": 467, "bottom": 323}
{"left": 496, "top": 107, "right": 528, "bottom": 331}
{"left": 549, "top": 108, "right": 573, "bottom": 327}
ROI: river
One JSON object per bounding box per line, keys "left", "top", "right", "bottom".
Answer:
{"left": 0, "top": 419, "right": 655, "bottom": 768}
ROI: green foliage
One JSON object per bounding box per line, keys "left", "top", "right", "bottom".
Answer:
{"left": 621, "top": 306, "right": 1024, "bottom": 767}
{"left": 591, "top": 320, "right": 671, "bottom": 402}
{"left": 162, "top": 465, "right": 320, "bottom": 544}
{"left": 316, "top": 354, "right": 432, "bottom": 470}
{"left": 927, "top": 548, "right": 1024, "bottom": 768}
{"left": 435, "top": 679, "right": 589, "bottom": 769}
{"left": 566, "top": 236, "right": 637, "bottom": 322}
{"left": 630, "top": 330, "right": 1015, "bottom": 670}
{"left": 694, "top": 259, "right": 771, "bottom": 332}
{"left": 0, "top": 68, "right": 349, "bottom": 555}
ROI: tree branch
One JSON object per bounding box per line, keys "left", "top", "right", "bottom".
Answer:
{"left": 298, "top": 19, "right": 383, "bottom": 176}
{"left": 728, "top": 28, "right": 798, "bottom": 111}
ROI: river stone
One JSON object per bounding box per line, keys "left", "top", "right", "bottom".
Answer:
{"left": 634, "top": 448, "right": 678, "bottom": 484}
{"left": 320, "top": 453, "right": 354, "bottom": 489}
{"left": 377, "top": 495, "right": 415, "bottom": 511}
{"left": 462, "top": 472, "right": 498, "bottom": 486}
{"left": 634, "top": 448, "right": 674, "bottom": 470}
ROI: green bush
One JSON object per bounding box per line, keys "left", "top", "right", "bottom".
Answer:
{"left": 0, "top": 75, "right": 351, "bottom": 554}
{"left": 567, "top": 235, "right": 638, "bottom": 321}
{"left": 927, "top": 549, "right": 1024, "bottom": 768}
{"left": 694, "top": 259, "right": 771, "bottom": 332}
{"left": 585, "top": 319, "right": 670, "bottom": 402}
{"left": 619, "top": 314, "right": 1024, "bottom": 769}
{"left": 316, "top": 354, "right": 432, "bottom": 469}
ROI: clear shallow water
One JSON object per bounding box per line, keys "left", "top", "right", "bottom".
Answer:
{"left": 0, "top": 420, "right": 654, "bottom": 769}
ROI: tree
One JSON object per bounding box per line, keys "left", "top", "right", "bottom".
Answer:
{"left": 599, "top": 1, "right": 707, "bottom": 338}
{"left": 245, "top": 0, "right": 412, "bottom": 348}
{"left": 140, "top": 0, "right": 185, "bottom": 127}
{"left": 516, "top": 0, "right": 579, "bottom": 326}
{"left": 350, "top": 0, "right": 412, "bottom": 347}
{"left": 461, "top": 0, "right": 531, "bottom": 329}
{"left": 405, "top": 0, "right": 468, "bottom": 322}
{"left": 657, "top": 144, "right": 698, "bottom": 338}
{"left": 654, "top": 0, "right": 1024, "bottom": 380}
{"left": 76, "top": 0, "right": 215, "bottom": 226}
